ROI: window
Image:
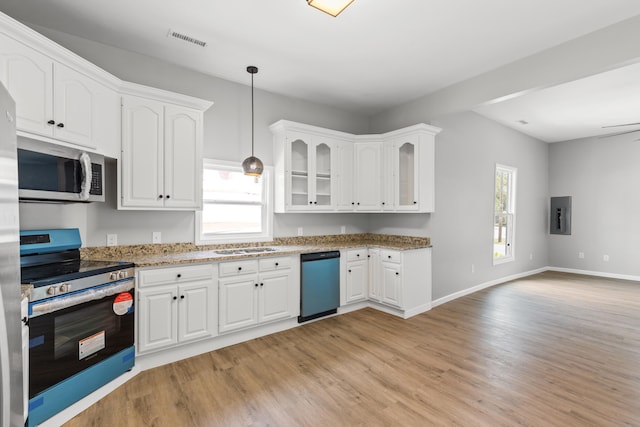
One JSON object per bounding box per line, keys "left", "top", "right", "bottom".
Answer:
{"left": 195, "top": 160, "right": 272, "bottom": 244}
{"left": 493, "top": 164, "right": 516, "bottom": 264}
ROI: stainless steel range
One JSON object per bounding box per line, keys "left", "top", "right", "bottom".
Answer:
{"left": 20, "top": 228, "right": 135, "bottom": 427}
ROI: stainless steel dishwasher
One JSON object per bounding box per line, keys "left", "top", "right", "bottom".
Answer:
{"left": 299, "top": 251, "right": 340, "bottom": 322}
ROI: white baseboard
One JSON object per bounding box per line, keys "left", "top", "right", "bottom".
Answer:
{"left": 432, "top": 267, "right": 548, "bottom": 308}
{"left": 546, "top": 266, "right": 640, "bottom": 282}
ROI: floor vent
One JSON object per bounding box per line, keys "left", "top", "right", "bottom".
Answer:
{"left": 167, "top": 30, "right": 207, "bottom": 47}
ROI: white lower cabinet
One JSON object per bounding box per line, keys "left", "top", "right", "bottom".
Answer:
{"left": 341, "top": 248, "right": 368, "bottom": 304}
{"left": 137, "top": 263, "right": 217, "bottom": 354}
{"left": 218, "top": 256, "right": 299, "bottom": 333}
{"left": 366, "top": 247, "right": 432, "bottom": 318}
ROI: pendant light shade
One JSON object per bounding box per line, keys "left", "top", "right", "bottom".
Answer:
{"left": 242, "top": 65, "right": 264, "bottom": 176}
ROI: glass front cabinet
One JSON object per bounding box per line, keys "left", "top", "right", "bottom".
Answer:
{"left": 271, "top": 121, "right": 342, "bottom": 212}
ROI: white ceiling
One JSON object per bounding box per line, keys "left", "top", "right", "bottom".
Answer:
{"left": 2, "top": 0, "right": 640, "bottom": 141}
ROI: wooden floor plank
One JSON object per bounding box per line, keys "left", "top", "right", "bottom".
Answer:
{"left": 64, "top": 272, "right": 640, "bottom": 426}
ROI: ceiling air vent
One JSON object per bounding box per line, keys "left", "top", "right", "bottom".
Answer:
{"left": 167, "top": 29, "right": 207, "bottom": 47}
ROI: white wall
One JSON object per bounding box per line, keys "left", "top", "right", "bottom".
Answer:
{"left": 548, "top": 134, "right": 640, "bottom": 277}
{"left": 18, "top": 24, "right": 373, "bottom": 246}
{"left": 370, "top": 111, "right": 549, "bottom": 300}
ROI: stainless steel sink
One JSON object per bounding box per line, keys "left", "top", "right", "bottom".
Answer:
{"left": 214, "top": 247, "right": 277, "bottom": 255}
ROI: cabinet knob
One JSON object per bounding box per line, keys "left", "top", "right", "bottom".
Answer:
{"left": 395, "top": 272, "right": 399, "bottom": 276}
{"left": 309, "top": 201, "right": 313, "bottom": 205}
{"left": 57, "top": 122, "right": 64, "bottom": 128}
{"left": 260, "top": 283, "right": 264, "bottom": 287}
{"left": 351, "top": 202, "right": 355, "bottom": 205}
{"left": 356, "top": 254, "right": 360, "bottom": 257}
{"left": 314, "top": 201, "right": 317, "bottom": 204}
{"left": 357, "top": 202, "right": 360, "bottom": 205}
{"left": 413, "top": 201, "right": 417, "bottom": 204}
{"left": 388, "top": 255, "right": 391, "bottom": 259}
{"left": 238, "top": 266, "right": 242, "bottom": 271}
{"left": 254, "top": 283, "right": 258, "bottom": 287}
{"left": 47, "top": 119, "right": 55, "bottom": 125}
{"left": 166, "top": 195, "right": 170, "bottom": 199}
{"left": 180, "top": 295, "right": 185, "bottom": 299}
{"left": 382, "top": 202, "right": 385, "bottom": 205}
{"left": 275, "top": 262, "right": 279, "bottom": 266}
{"left": 348, "top": 269, "right": 351, "bottom": 273}
{"left": 158, "top": 195, "right": 164, "bottom": 199}
{"left": 367, "top": 255, "right": 370, "bottom": 258}
{"left": 173, "top": 296, "right": 177, "bottom": 300}
{"left": 177, "top": 274, "right": 182, "bottom": 278}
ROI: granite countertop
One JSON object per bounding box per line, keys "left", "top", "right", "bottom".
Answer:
{"left": 80, "top": 233, "right": 431, "bottom": 268}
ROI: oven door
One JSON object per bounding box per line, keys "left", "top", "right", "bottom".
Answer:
{"left": 28, "top": 280, "right": 134, "bottom": 398}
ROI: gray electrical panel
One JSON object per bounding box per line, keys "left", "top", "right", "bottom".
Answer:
{"left": 550, "top": 196, "right": 571, "bottom": 235}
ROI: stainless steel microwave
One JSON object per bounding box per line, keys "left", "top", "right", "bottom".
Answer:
{"left": 17, "top": 139, "right": 105, "bottom": 202}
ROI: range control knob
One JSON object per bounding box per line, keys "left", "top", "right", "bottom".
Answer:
{"left": 59, "top": 283, "right": 71, "bottom": 293}
{"left": 46, "top": 286, "right": 56, "bottom": 295}
{"left": 109, "top": 272, "right": 118, "bottom": 281}
{"left": 118, "top": 271, "right": 127, "bottom": 279}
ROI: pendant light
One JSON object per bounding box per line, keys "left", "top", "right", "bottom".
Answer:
{"left": 242, "top": 65, "right": 264, "bottom": 177}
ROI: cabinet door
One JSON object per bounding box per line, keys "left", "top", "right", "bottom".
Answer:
{"left": 381, "top": 262, "right": 402, "bottom": 308}
{"left": 219, "top": 275, "right": 259, "bottom": 333}
{"left": 164, "top": 105, "right": 202, "bottom": 209}
{"left": 138, "top": 286, "right": 178, "bottom": 353}
{"left": 395, "top": 137, "right": 420, "bottom": 211}
{"left": 381, "top": 142, "right": 395, "bottom": 211}
{"left": 52, "top": 63, "right": 96, "bottom": 148}
{"left": 368, "top": 249, "right": 381, "bottom": 302}
{"left": 121, "top": 96, "right": 165, "bottom": 208}
{"left": 259, "top": 271, "right": 293, "bottom": 323}
{"left": 0, "top": 35, "right": 53, "bottom": 137}
{"left": 335, "top": 141, "right": 354, "bottom": 211}
{"left": 354, "top": 142, "right": 382, "bottom": 211}
{"left": 346, "top": 260, "right": 367, "bottom": 303}
{"left": 287, "top": 133, "right": 311, "bottom": 209}
{"left": 313, "top": 136, "right": 334, "bottom": 209}
{"left": 178, "top": 281, "right": 214, "bottom": 343}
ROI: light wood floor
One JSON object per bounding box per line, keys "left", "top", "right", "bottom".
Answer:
{"left": 65, "top": 271, "right": 640, "bottom": 426}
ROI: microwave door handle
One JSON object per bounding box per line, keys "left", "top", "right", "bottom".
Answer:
{"left": 79, "top": 152, "right": 92, "bottom": 201}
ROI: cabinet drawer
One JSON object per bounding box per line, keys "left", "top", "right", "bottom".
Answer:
{"left": 380, "top": 249, "right": 401, "bottom": 264}
{"left": 346, "top": 248, "right": 367, "bottom": 262}
{"left": 138, "top": 264, "right": 214, "bottom": 287}
{"left": 258, "top": 256, "right": 292, "bottom": 272}
{"left": 219, "top": 259, "right": 259, "bottom": 277}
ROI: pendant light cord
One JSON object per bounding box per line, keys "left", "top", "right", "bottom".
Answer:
{"left": 251, "top": 71, "right": 255, "bottom": 156}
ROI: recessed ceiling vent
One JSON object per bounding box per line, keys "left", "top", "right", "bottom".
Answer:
{"left": 167, "top": 29, "right": 207, "bottom": 47}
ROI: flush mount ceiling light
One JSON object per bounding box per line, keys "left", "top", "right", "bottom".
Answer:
{"left": 242, "top": 65, "right": 264, "bottom": 177}
{"left": 307, "top": 0, "right": 355, "bottom": 17}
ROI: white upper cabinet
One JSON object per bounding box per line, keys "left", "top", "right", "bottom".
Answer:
{"left": 272, "top": 120, "right": 440, "bottom": 213}
{"left": 120, "top": 95, "right": 206, "bottom": 210}
{"left": 288, "top": 133, "right": 334, "bottom": 210}
{"left": 272, "top": 121, "right": 348, "bottom": 212}
{"left": 0, "top": 31, "right": 120, "bottom": 155}
{"left": 353, "top": 141, "right": 382, "bottom": 211}
{"left": 385, "top": 125, "right": 437, "bottom": 212}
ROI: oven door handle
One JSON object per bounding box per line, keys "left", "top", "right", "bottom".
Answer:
{"left": 30, "top": 280, "right": 134, "bottom": 318}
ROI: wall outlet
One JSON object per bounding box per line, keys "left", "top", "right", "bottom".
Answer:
{"left": 471, "top": 264, "right": 475, "bottom": 273}
{"left": 603, "top": 254, "right": 609, "bottom": 262}
{"left": 106, "top": 234, "right": 117, "bottom": 247}
{"left": 341, "top": 225, "right": 346, "bottom": 234}
{"left": 297, "top": 227, "right": 303, "bottom": 236}
{"left": 578, "top": 252, "right": 585, "bottom": 259}
{"left": 152, "top": 232, "right": 162, "bottom": 244}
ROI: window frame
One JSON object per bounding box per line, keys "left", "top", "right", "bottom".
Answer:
{"left": 195, "top": 159, "right": 273, "bottom": 245}
{"left": 493, "top": 163, "right": 517, "bottom": 265}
